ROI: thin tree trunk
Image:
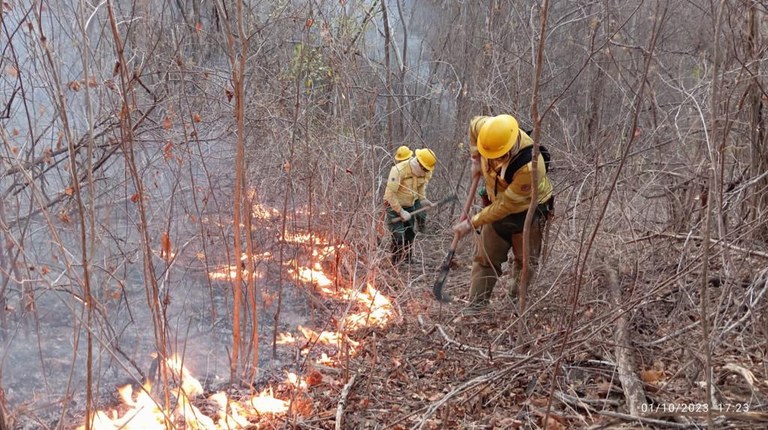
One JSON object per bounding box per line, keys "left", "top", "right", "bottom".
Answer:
{"left": 395, "top": 0, "right": 408, "bottom": 140}
{"left": 747, "top": 3, "right": 768, "bottom": 239}
{"left": 381, "top": 0, "right": 394, "bottom": 148}
{"left": 106, "top": 0, "right": 171, "bottom": 416}
{"left": 700, "top": 2, "right": 727, "bottom": 426}
{"left": 216, "top": 0, "right": 249, "bottom": 382}
{"left": 519, "top": 0, "right": 550, "bottom": 326}
{"left": 244, "top": 178, "right": 259, "bottom": 383}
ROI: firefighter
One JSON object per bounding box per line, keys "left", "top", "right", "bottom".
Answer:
{"left": 394, "top": 145, "right": 413, "bottom": 163}
{"left": 393, "top": 145, "right": 433, "bottom": 233}
{"left": 452, "top": 114, "right": 553, "bottom": 314}
{"left": 384, "top": 148, "right": 437, "bottom": 264}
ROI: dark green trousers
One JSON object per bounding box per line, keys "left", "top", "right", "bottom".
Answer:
{"left": 386, "top": 200, "right": 423, "bottom": 264}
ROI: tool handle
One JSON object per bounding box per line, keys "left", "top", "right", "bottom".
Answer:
{"left": 432, "top": 174, "right": 481, "bottom": 302}
{"left": 451, "top": 174, "right": 482, "bottom": 249}
{"left": 387, "top": 195, "right": 457, "bottom": 224}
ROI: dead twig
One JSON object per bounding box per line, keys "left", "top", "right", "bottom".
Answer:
{"left": 554, "top": 390, "right": 621, "bottom": 408}
{"left": 436, "top": 324, "right": 489, "bottom": 360}
{"left": 645, "top": 232, "right": 768, "bottom": 260}
{"left": 596, "top": 410, "right": 704, "bottom": 429}
{"left": 334, "top": 373, "right": 358, "bottom": 430}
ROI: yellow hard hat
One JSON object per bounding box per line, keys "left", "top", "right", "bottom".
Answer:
{"left": 394, "top": 145, "right": 413, "bottom": 161}
{"left": 477, "top": 114, "right": 519, "bottom": 159}
{"left": 415, "top": 148, "right": 437, "bottom": 171}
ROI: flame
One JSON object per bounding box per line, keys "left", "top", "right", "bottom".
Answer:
{"left": 166, "top": 355, "right": 204, "bottom": 398}
{"left": 210, "top": 392, "right": 250, "bottom": 428}
{"left": 285, "top": 372, "right": 307, "bottom": 389}
{"left": 206, "top": 252, "right": 271, "bottom": 281}
{"left": 249, "top": 388, "right": 289, "bottom": 414}
{"left": 344, "top": 284, "right": 394, "bottom": 329}
{"left": 283, "top": 232, "right": 314, "bottom": 243}
{"left": 208, "top": 266, "right": 261, "bottom": 282}
{"left": 298, "top": 326, "right": 360, "bottom": 355}
{"left": 83, "top": 383, "right": 166, "bottom": 430}
{"left": 80, "top": 227, "right": 395, "bottom": 429}
{"left": 253, "top": 204, "right": 280, "bottom": 220}
{"left": 295, "top": 265, "right": 333, "bottom": 288}
{"left": 276, "top": 332, "right": 297, "bottom": 345}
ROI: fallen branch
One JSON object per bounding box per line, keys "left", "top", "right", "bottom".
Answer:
{"left": 436, "top": 324, "right": 489, "bottom": 360}
{"left": 334, "top": 374, "right": 358, "bottom": 430}
{"left": 554, "top": 390, "right": 621, "bottom": 408}
{"left": 722, "top": 363, "right": 756, "bottom": 388}
{"left": 556, "top": 390, "right": 705, "bottom": 429}
{"left": 604, "top": 264, "right": 646, "bottom": 416}
{"left": 645, "top": 232, "right": 768, "bottom": 260}
{"left": 597, "top": 410, "right": 703, "bottom": 429}
{"left": 434, "top": 323, "right": 542, "bottom": 362}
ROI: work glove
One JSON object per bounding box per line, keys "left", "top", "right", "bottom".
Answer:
{"left": 421, "top": 198, "right": 437, "bottom": 208}
{"left": 399, "top": 209, "right": 412, "bottom": 222}
{"left": 470, "top": 156, "right": 481, "bottom": 178}
{"left": 452, "top": 219, "right": 474, "bottom": 238}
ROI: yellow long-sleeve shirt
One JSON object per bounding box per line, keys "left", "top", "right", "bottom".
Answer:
{"left": 468, "top": 116, "right": 553, "bottom": 227}
{"left": 384, "top": 159, "right": 433, "bottom": 213}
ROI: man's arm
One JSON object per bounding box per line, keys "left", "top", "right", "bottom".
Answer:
{"left": 416, "top": 170, "right": 433, "bottom": 199}
{"left": 471, "top": 165, "right": 532, "bottom": 227}
{"left": 383, "top": 166, "right": 403, "bottom": 213}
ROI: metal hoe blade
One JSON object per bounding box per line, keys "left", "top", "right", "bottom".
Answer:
{"left": 432, "top": 249, "right": 455, "bottom": 302}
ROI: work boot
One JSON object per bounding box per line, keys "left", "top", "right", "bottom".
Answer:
{"left": 390, "top": 241, "right": 406, "bottom": 266}
{"left": 404, "top": 245, "right": 420, "bottom": 265}
{"left": 505, "top": 266, "right": 538, "bottom": 300}
{"left": 469, "top": 272, "right": 496, "bottom": 305}
{"left": 461, "top": 300, "right": 488, "bottom": 317}
{"left": 504, "top": 271, "right": 520, "bottom": 301}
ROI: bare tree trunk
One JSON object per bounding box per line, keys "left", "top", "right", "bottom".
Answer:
{"left": 381, "top": 0, "right": 394, "bottom": 148}
{"left": 606, "top": 264, "right": 646, "bottom": 415}
{"left": 244, "top": 177, "right": 259, "bottom": 383}
{"left": 700, "top": 2, "right": 727, "bottom": 426}
{"left": 395, "top": 0, "right": 408, "bottom": 140}
{"left": 519, "top": 0, "right": 550, "bottom": 326}
{"left": 216, "top": 0, "right": 250, "bottom": 383}
{"left": 747, "top": 3, "right": 768, "bottom": 240}
{"left": 106, "top": 0, "right": 171, "bottom": 416}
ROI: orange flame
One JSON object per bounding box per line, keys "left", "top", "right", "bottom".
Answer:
{"left": 253, "top": 204, "right": 280, "bottom": 220}
{"left": 344, "top": 284, "right": 394, "bottom": 329}
{"left": 208, "top": 266, "right": 262, "bottom": 282}
{"left": 249, "top": 388, "right": 289, "bottom": 415}
{"left": 285, "top": 372, "right": 308, "bottom": 389}
{"left": 276, "top": 332, "right": 297, "bottom": 345}
{"left": 80, "top": 230, "right": 395, "bottom": 429}
{"left": 294, "top": 265, "right": 333, "bottom": 288}
{"left": 298, "top": 326, "right": 359, "bottom": 347}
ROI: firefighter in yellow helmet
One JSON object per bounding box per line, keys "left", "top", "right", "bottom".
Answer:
{"left": 394, "top": 145, "right": 413, "bottom": 163}
{"left": 384, "top": 148, "right": 438, "bottom": 264}
{"left": 452, "top": 115, "right": 553, "bottom": 314}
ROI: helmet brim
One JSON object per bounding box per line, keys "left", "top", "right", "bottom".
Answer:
{"left": 478, "top": 131, "right": 517, "bottom": 159}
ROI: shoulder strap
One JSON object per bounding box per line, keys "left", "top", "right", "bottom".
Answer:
{"left": 503, "top": 145, "right": 551, "bottom": 183}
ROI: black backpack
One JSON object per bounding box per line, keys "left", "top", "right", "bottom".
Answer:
{"left": 504, "top": 144, "right": 551, "bottom": 184}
